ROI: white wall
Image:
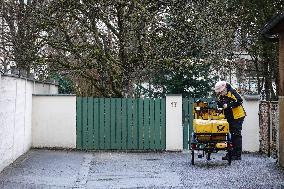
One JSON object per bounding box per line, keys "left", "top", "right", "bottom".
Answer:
{"left": 0, "top": 75, "right": 58, "bottom": 173}
{"left": 166, "top": 95, "right": 183, "bottom": 151}
{"left": 33, "top": 82, "right": 58, "bottom": 95}
{"left": 32, "top": 95, "right": 76, "bottom": 148}
{"left": 0, "top": 76, "right": 32, "bottom": 172}
{"left": 242, "top": 97, "right": 260, "bottom": 152}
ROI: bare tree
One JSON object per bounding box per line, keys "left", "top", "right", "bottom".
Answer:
{"left": 0, "top": 0, "right": 46, "bottom": 77}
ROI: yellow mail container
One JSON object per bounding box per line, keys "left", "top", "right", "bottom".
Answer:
{"left": 193, "top": 119, "right": 229, "bottom": 134}
{"left": 211, "top": 119, "right": 229, "bottom": 133}
{"left": 193, "top": 119, "right": 212, "bottom": 133}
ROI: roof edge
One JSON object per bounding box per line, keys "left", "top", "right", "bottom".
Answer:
{"left": 261, "top": 11, "right": 284, "bottom": 36}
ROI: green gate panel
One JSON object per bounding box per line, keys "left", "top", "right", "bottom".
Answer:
{"left": 154, "top": 99, "right": 161, "bottom": 149}
{"left": 127, "top": 99, "right": 133, "bottom": 149}
{"left": 149, "top": 100, "right": 155, "bottom": 149}
{"left": 182, "top": 98, "right": 194, "bottom": 150}
{"left": 76, "top": 97, "right": 166, "bottom": 151}
{"left": 94, "top": 98, "right": 99, "bottom": 149}
{"left": 161, "top": 99, "right": 166, "bottom": 149}
{"left": 76, "top": 97, "right": 82, "bottom": 149}
{"left": 143, "top": 99, "right": 150, "bottom": 149}
{"left": 132, "top": 99, "right": 138, "bottom": 149}
{"left": 105, "top": 98, "right": 111, "bottom": 149}
{"left": 116, "top": 98, "right": 122, "bottom": 149}
{"left": 99, "top": 98, "right": 105, "bottom": 149}
{"left": 110, "top": 99, "right": 116, "bottom": 149}
{"left": 138, "top": 99, "right": 144, "bottom": 150}
{"left": 121, "top": 99, "right": 127, "bottom": 150}
{"left": 87, "top": 97, "right": 94, "bottom": 149}
{"left": 188, "top": 98, "right": 194, "bottom": 149}
{"left": 82, "top": 98, "right": 88, "bottom": 150}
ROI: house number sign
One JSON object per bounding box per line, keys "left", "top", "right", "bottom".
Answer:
{"left": 171, "top": 102, "right": 177, "bottom": 107}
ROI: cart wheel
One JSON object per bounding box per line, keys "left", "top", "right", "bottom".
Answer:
{"left": 191, "top": 150, "right": 195, "bottom": 165}
{"left": 227, "top": 150, "right": 232, "bottom": 165}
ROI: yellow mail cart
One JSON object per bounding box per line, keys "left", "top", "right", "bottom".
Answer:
{"left": 190, "top": 100, "right": 233, "bottom": 165}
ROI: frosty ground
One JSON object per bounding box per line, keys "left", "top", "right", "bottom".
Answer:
{"left": 0, "top": 149, "right": 283, "bottom": 189}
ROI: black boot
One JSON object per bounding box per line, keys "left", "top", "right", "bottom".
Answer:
{"left": 231, "top": 156, "right": 241, "bottom": 160}
{"left": 222, "top": 154, "right": 229, "bottom": 160}
{"left": 222, "top": 154, "right": 241, "bottom": 160}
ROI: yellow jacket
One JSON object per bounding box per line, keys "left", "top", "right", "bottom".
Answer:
{"left": 225, "top": 91, "right": 246, "bottom": 120}
{"left": 218, "top": 85, "right": 246, "bottom": 121}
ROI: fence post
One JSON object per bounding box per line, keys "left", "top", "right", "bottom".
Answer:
{"left": 166, "top": 94, "right": 183, "bottom": 151}
{"left": 279, "top": 96, "right": 284, "bottom": 167}
{"left": 268, "top": 102, "right": 271, "bottom": 157}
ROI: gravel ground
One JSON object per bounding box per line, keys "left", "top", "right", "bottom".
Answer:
{"left": 0, "top": 149, "right": 283, "bottom": 189}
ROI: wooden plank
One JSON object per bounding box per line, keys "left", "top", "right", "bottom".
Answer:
{"left": 133, "top": 99, "right": 138, "bottom": 149}
{"left": 116, "top": 99, "right": 122, "bottom": 149}
{"left": 154, "top": 99, "right": 161, "bottom": 149}
{"left": 82, "top": 98, "right": 88, "bottom": 150}
{"left": 188, "top": 98, "right": 194, "bottom": 144}
{"left": 143, "top": 99, "right": 150, "bottom": 149}
{"left": 183, "top": 99, "right": 189, "bottom": 150}
{"left": 138, "top": 99, "right": 144, "bottom": 150}
{"left": 99, "top": 98, "right": 105, "bottom": 149}
{"left": 110, "top": 98, "right": 116, "bottom": 149}
{"left": 149, "top": 99, "right": 155, "bottom": 149}
{"left": 87, "top": 97, "right": 94, "bottom": 149}
{"left": 104, "top": 98, "right": 111, "bottom": 149}
{"left": 161, "top": 98, "right": 166, "bottom": 149}
{"left": 93, "top": 98, "right": 99, "bottom": 149}
{"left": 76, "top": 97, "right": 82, "bottom": 149}
{"left": 121, "top": 99, "right": 127, "bottom": 149}
{"left": 127, "top": 99, "right": 133, "bottom": 149}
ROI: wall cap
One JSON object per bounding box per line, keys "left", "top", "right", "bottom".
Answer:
{"left": 166, "top": 94, "right": 182, "bottom": 96}
{"left": 33, "top": 94, "right": 76, "bottom": 96}
{"left": 1, "top": 74, "right": 59, "bottom": 86}
{"left": 243, "top": 94, "right": 261, "bottom": 101}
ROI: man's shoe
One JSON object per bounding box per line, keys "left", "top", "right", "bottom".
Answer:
{"left": 231, "top": 156, "right": 241, "bottom": 160}
{"left": 222, "top": 154, "right": 229, "bottom": 160}
{"left": 222, "top": 155, "right": 241, "bottom": 161}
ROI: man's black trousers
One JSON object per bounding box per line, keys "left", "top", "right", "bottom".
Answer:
{"left": 229, "top": 118, "right": 244, "bottom": 157}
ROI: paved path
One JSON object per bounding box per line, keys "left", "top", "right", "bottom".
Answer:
{"left": 0, "top": 149, "right": 283, "bottom": 188}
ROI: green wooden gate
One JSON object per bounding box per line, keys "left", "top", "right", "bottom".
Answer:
{"left": 76, "top": 97, "right": 166, "bottom": 150}
{"left": 182, "top": 98, "right": 194, "bottom": 150}
{"left": 182, "top": 98, "right": 215, "bottom": 150}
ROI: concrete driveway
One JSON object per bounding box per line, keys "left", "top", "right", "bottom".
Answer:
{"left": 0, "top": 149, "right": 283, "bottom": 189}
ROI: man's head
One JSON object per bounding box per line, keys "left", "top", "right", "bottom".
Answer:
{"left": 214, "top": 81, "right": 227, "bottom": 96}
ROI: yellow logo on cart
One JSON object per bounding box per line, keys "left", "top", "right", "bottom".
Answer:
{"left": 217, "top": 125, "right": 225, "bottom": 132}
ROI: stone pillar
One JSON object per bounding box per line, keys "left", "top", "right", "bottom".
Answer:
{"left": 278, "top": 34, "right": 284, "bottom": 167}
{"left": 279, "top": 34, "right": 284, "bottom": 96}
{"left": 242, "top": 95, "right": 260, "bottom": 152}
{"left": 166, "top": 94, "right": 183, "bottom": 151}
{"left": 278, "top": 97, "right": 284, "bottom": 167}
